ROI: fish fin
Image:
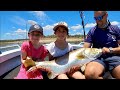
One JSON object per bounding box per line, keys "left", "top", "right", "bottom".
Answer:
{"left": 47, "top": 72, "right": 58, "bottom": 79}
{"left": 81, "top": 64, "right": 86, "bottom": 72}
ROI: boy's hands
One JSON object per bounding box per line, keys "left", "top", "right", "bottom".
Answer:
{"left": 67, "top": 66, "right": 80, "bottom": 75}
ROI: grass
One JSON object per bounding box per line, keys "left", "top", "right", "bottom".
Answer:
{"left": 41, "top": 37, "right": 83, "bottom": 44}
{"left": 0, "top": 37, "right": 84, "bottom": 47}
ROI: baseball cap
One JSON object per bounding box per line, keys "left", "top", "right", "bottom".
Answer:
{"left": 28, "top": 24, "right": 43, "bottom": 35}
{"left": 53, "top": 22, "right": 68, "bottom": 31}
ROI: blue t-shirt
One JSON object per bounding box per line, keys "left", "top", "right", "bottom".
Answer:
{"left": 85, "top": 24, "right": 120, "bottom": 48}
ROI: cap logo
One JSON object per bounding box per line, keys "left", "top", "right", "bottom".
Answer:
{"left": 34, "top": 24, "right": 40, "bottom": 29}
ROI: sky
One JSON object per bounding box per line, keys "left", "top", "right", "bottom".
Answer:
{"left": 0, "top": 11, "right": 120, "bottom": 40}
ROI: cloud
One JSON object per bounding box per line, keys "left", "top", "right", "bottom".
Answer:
{"left": 5, "top": 28, "right": 28, "bottom": 39}
{"left": 29, "top": 11, "right": 48, "bottom": 21}
{"left": 43, "top": 21, "right": 68, "bottom": 35}
{"left": 14, "top": 29, "right": 27, "bottom": 34}
{"left": 111, "top": 21, "right": 120, "bottom": 28}
{"left": 84, "top": 21, "right": 120, "bottom": 28}
{"left": 33, "top": 11, "right": 46, "bottom": 18}
{"left": 42, "top": 21, "right": 90, "bottom": 35}
{"left": 29, "top": 11, "right": 55, "bottom": 25}
{"left": 27, "top": 20, "right": 37, "bottom": 25}
{"left": 11, "top": 16, "right": 26, "bottom": 26}
{"left": 69, "top": 23, "right": 96, "bottom": 35}
{"left": 69, "top": 23, "right": 96, "bottom": 32}
{"left": 5, "top": 21, "right": 71, "bottom": 38}
{"left": 85, "top": 23, "right": 96, "bottom": 28}
{"left": 107, "top": 21, "right": 120, "bottom": 28}
{"left": 5, "top": 33, "right": 15, "bottom": 36}
{"left": 70, "top": 32, "right": 82, "bottom": 36}
{"left": 43, "top": 25, "right": 54, "bottom": 31}
{"left": 111, "top": 21, "right": 120, "bottom": 25}
{"left": 5, "top": 33, "right": 11, "bottom": 35}
{"left": 73, "top": 30, "right": 77, "bottom": 32}
{"left": 81, "top": 21, "right": 120, "bottom": 29}
{"left": 70, "top": 24, "right": 82, "bottom": 31}
{"left": 43, "top": 25, "right": 54, "bottom": 35}
{"left": 76, "top": 32, "right": 82, "bottom": 35}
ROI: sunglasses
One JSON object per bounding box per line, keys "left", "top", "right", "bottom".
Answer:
{"left": 94, "top": 14, "right": 106, "bottom": 21}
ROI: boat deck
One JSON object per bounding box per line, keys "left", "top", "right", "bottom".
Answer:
{"left": 1, "top": 65, "right": 21, "bottom": 79}
{"left": 0, "top": 55, "right": 21, "bottom": 79}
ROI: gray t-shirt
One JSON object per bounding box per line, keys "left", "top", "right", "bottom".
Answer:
{"left": 46, "top": 42, "right": 73, "bottom": 57}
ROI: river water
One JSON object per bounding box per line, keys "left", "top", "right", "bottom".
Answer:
{"left": 0, "top": 41, "right": 81, "bottom": 54}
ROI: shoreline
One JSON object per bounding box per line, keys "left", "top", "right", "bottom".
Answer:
{"left": 0, "top": 37, "right": 84, "bottom": 47}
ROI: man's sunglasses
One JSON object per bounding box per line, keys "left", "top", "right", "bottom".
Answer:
{"left": 94, "top": 14, "right": 106, "bottom": 21}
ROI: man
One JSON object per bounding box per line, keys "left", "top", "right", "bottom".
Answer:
{"left": 84, "top": 11, "right": 120, "bottom": 79}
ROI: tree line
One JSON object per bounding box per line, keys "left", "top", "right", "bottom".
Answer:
{"left": 0, "top": 35, "right": 86, "bottom": 42}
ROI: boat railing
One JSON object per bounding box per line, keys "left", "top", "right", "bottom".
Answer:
{"left": 0, "top": 44, "right": 21, "bottom": 77}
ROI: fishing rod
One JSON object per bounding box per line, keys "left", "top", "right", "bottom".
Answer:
{"left": 26, "top": 22, "right": 27, "bottom": 41}
{"left": 79, "top": 11, "right": 86, "bottom": 40}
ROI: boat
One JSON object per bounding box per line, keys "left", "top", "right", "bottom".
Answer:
{"left": 0, "top": 44, "right": 21, "bottom": 79}
{"left": 0, "top": 43, "right": 114, "bottom": 79}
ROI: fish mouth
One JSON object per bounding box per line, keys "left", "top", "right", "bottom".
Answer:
{"left": 94, "top": 49, "right": 102, "bottom": 58}
{"left": 83, "top": 48, "right": 102, "bottom": 59}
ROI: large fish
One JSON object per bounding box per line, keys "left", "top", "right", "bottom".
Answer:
{"left": 28, "top": 48, "right": 102, "bottom": 79}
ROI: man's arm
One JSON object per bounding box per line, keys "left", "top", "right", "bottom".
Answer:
{"left": 83, "top": 27, "right": 94, "bottom": 48}
{"left": 102, "top": 40, "right": 120, "bottom": 54}
{"left": 83, "top": 42, "right": 92, "bottom": 48}
{"left": 111, "top": 40, "right": 120, "bottom": 54}
{"left": 111, "top": 26, "right": 120, "bottom": 54}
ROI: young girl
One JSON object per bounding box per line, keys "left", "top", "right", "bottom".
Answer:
{"left": 15, "top": 24, "right": 48, "bottom": 79}
{"left": 47, "top": 22, "right": 85, "bottom": 79}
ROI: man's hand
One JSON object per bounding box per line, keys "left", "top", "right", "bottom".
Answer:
{"left": 102, "top": 47, "right": 110, "bottom": 54}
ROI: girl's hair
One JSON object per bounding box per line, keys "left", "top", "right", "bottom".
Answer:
{"left": 53, "top": 22, "right": 69, "bottom": 35}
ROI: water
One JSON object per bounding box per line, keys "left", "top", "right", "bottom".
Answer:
{"left": 0, "top": 44, "right": 20, "bottom": 53}
{"left": 0, "top": 42, "right": 22, "bottom": 53}
{"left": 0, "top": 40, "right": 82, "bottom": 54}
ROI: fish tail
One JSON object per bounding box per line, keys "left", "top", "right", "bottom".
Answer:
{"left": 47, "top": 72, "right": 58, "bottom": 79}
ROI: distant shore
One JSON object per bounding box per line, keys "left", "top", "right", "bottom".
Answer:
{"left": 0, "top": 37, "right": 84, "bottom": 47}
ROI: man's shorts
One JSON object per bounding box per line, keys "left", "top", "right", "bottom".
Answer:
{"left": 92, "top": 55, "right": 120, "bottom": 72}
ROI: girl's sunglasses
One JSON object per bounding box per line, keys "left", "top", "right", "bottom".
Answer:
{"left": 94, "top": 14, "right": 106, "bottom": 21}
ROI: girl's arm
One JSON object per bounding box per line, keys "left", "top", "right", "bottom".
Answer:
{"left": 21, "top": 51, "right": 27, "bottom": 64}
